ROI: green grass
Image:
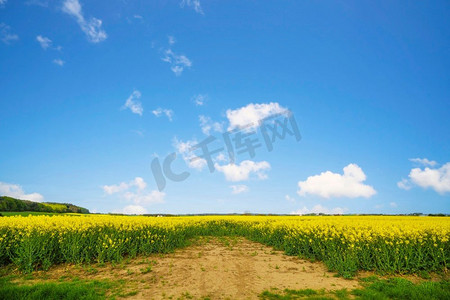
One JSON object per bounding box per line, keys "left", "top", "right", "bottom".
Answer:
{"left": 0, "top": 277, "right": 112, "bottom": 300}
{"left": 353, "top": 277, "right": 450, "bottom": 299}
{"left": 259, "top": 288, "right": 331, "bottom": 299}
{"left": 259, "top": 278, "right": 450, "bottom": 299}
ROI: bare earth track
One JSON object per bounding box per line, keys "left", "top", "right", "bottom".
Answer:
{"left": 23, "top": 237, "right": 366, "bottom": 299}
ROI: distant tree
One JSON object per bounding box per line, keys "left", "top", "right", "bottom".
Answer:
{"left": 0, "top": 196, "right": 89, "bottom": 214}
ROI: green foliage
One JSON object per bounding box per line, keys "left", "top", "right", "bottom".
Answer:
{"left": 352, "top": 277, "right": 450, "bottom": 299}
{"left": 0, "top": 277, "right": 111, "bottom": 300}
{"left": 260, "top": 279, "right": 450, "bottom": 299}
{"left": 0, "top": 196, "right": 89, "bottom": 214}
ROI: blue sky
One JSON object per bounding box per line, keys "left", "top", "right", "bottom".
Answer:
{"left": 0, "top": 0, "right": 449, "bottom": 214}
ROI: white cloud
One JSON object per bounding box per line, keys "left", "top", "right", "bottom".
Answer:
{"left": 409, "top": 158, "right": 437, "bottom": 167}
{"left": 199, "top": 115, "right": 223, "bottom": 135}
{"left": 297, "top": 164, "right": 376, "bottom": 198}
{"left": 390, "top": 202, "right": 397, "bottom": 207}
{"left": 193, "top": 94, "right": 207, "bottom": 106}
{"left": 0, "top": 182, "right": 44, "bottom": 202}
{"left": 285, "top": 194, "right": 295, "bottom": 202}
{"left": 215, "top": 153, "right": 227, "bottom": 163}
{"left": 230, "top": 185, "right": 249, "bottom": 194}
{"left": 152, "top": 108, "right": 174, "bottom": 121}
{"left": 215, "top": 160, "right": 271, "bottom": 182}
{"left": 0, "top": 0, "right": 6, "bottom": 7}
{"left": 123, "top": 190, "right": 165, "bottom": 205}
{"left": 102, "top": 177, "right": 147, "bottom": 195}
{"left": 121, "top": 205, "right": 147, "bottom": 215}
{"left": 53, "top": 58, "right": 65, "bottom": 66}
{"left": 161, "top": 48, "right": 192, "bottom": 76}
{"left": 122, "top": 90, "right": 143, "bottom": 116}
{"left": 103, "top": 182, "right": 129, "bottom": 195}
{"left": 133, "top": 15, "right": 143, "bottom": 20}
{"left": 103, "top": 177, "right": 164, "bottom": 207}
{"left": 226, "top": 102, "right": 288, "bottom": 131}
{"left": 401, "top": 162, "right": 450, "bottom": 194}
{"left": 291, "top": 204, "right": 347, "bottom": 215}
{"left": 168, "top": 35, "right": 176, "bottom": 45}
{"left": 397, "top": 178, "right": 411, "bottom": 190}
{"left": 173, "top": 137, "right": 207, "bottom": 170}
{"left": 62, "top": 0, "right": 107, "bottom": 43}
{"left": 36, "top": 35, "right": 52, "bottom": 49}
{"left": 180, "top": 0, "right": 203, "bottom": 14}
{"left": 0, "top": 23, "right": 18, "bottom": 44}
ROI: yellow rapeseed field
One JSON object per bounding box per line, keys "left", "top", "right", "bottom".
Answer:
{"left": 0, "top": 215, "right": 448, "bottom": 275}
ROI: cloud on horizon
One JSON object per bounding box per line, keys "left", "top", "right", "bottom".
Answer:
{"left": 0, "top": 182, "right": 44, "bottom": 202}
{"left": 297, "top": 164, "right": 376, "bottom": 198}
{"left": 103, "top": 177, "right": 165, "bottom": 212}
{"left": 291, "top": 204, "right": 347, "bottom": 215}
{"left": 398, "top": 160, "right": 450, "bottom": 194}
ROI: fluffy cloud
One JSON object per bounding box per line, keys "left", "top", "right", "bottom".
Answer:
{"left": 161, "top": 48, "right": 192, "bottom": 76}
{"left": 226, "top": 102, "right": 287, "bottom": 131}
{"left": 297, "top": 164, "right": 376, "bottom": 198}
{"left": 103, "top": 177, "right": 164, "bottom": 207}
{"left": 53, "top": 59, "right": 65, "bottom": 66}
{"left": 36, "top": 35, "right": 52, "bottom": 49}
{"left": 0, "top": 23, "right": 18, "bottom": 44}
{"left": 199, "top": 115, "right": 223, "bottom": 135}
{"left": 168, "top": 35, "right": 176, "bottom": 45}
{"left": 397, "top": 178, "right": 411, "bottom": 190}
{"left": 173, "top": 137, "right": 207, "bottom": 170}
{"left": 193, "top": 94, "right": 207, "bottom": 106}
{"left": 0, "top": 182, "right": 44, "bottom": 202}
{"left": 121, "top": 205, "right": 147, "bottom": 215}
{"left": 180, "top": 0, "right": 203, "bottom": 14}
{"left": 122, "top": 90, "right": 143, "bottom": 116}
{"left": 215, "top": 160, "right": 270, "bottom": 182}
{"left": 409, "top": 158, "right": 437, "bottom": 167}
{"left": 398, "top": 161, "right": 450, "bottom": 194}
{"left": 230, "top": 185, "right": 249, "bottom": 194}
{"left": 123, "top": 189, "right": 165, "bottom": 205}
{"left": 102, "top": 177, "right": 146, "bottom": 194}
{"left": 62, "top": 0, "right": 107, "bottom": 43}
{"left": 291, "top": 204, "right": 347, "bottom": 215}
{"left": 152, "top": 108, "right": 174, "bottom": 121}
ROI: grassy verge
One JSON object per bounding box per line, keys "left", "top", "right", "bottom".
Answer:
{"left": 0, "top": 277, "right": 110, "bottom": 300}
{"left": 259, "top": 277, "right": 450, "bottom": 299}
{"left": 0, "top": 276, "right": 137, "bottom": 300}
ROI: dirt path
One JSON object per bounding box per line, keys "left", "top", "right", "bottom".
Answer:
{"left": 31, "top": 237, "right": 362, "bottom": 299}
